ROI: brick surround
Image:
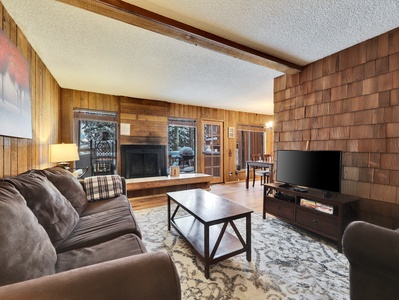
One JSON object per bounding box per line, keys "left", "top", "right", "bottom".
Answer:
{"left": 274, "top": 28, "right": 399, "bottom": 228}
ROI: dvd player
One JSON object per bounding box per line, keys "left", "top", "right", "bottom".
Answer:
{"left": 274, "top": 191, "right": 295, "bottom": 202}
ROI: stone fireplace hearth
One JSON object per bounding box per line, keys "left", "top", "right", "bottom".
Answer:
{"left": 121, "top": 145, "right": 167, "bottom": 179}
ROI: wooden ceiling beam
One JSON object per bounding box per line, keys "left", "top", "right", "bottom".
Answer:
{"left": 57, "top": 0, "right": 303, "bottom": 74}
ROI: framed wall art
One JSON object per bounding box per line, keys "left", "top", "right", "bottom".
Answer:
{"left": 0, "top": 28, "right": 32, "bottom": 139}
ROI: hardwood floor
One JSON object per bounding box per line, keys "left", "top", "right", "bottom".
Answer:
{"left": 130, "top": 180, "right": 264, "bottom": 214}
{"left": 210, "top": 181, "right": 264, "bottom": 213}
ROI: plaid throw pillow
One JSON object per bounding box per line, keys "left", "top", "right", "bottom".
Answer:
{"left": 84, "top": 175, "right": 123, "bottom": 202}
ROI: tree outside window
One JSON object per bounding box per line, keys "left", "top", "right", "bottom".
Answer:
{"left": 78, "top": 121, "right": 116, "bottom": 150}
{"left": 73, "top": 109, "right": 118, "bottom": 177}
{"left": 168, "top": 120, "right": 196, "bottom": 173}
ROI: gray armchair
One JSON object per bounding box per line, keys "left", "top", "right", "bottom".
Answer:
{"left": 342, "top": 221, "right": 399, "bottom": 300}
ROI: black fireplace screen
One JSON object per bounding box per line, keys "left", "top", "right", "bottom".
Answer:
{"left": 121, "top": 145, "right": 167, "bottom": 179}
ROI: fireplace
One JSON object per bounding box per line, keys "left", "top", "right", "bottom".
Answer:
{"left": 121, "top": 145, "right": 167, "bottom": 179}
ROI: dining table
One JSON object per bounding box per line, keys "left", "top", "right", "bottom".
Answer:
{"left": 246, "top": 161, "right": 274, "bottom": 189}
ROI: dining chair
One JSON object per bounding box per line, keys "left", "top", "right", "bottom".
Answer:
{"left": 253, "top": 154, "right": 272, "bottom": 187}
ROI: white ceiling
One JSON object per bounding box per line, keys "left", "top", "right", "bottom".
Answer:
{"left": 2, "top": 0, "right": 399, "bottom": 115}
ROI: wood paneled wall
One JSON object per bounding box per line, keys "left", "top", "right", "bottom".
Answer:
{"left": 274, "top": 27, "right": 399, "bottom": 228}
{"left": 120, "top": 97, "right": 168, "bottom": 145}
{"left": 60, "top": 89, "right": 119, "bottom": 143}
{"left": 0, "top": 3, "right": 60, "bottom": 178}
{"left": 61, "top": 91, "right": 274, "bottom": 183}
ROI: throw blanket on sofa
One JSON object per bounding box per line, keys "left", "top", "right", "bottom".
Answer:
{"left": 84, "top": 175, "right": 123, "bottom": 201}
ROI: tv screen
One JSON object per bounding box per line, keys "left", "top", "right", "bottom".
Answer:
{"left": 276, "top": 150, "right": 342, "bottom": 193}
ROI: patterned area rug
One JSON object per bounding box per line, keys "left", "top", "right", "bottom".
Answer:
{"left": 135, "top": 205, "right": 349, "bottom": 300}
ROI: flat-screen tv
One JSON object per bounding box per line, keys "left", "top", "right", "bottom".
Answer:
{"left": 276, "top": 150, "right": 342, "bottom": 193}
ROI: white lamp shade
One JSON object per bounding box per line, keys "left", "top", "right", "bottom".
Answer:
{"left": 49, "top": 143, "right": 79, "bottom": 162}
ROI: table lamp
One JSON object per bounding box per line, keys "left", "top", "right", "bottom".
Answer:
{"left": 49, "top": 143, "right": 79, "bottom": 170}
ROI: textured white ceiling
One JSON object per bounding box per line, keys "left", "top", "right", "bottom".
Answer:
{"left": 124, "top": 0, "right": 399, "bottom": 65}
{"left": 2, "top": 0, "right": 399, "bottom": 114}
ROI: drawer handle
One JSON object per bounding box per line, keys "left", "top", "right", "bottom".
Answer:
{"left": 312, "top": 219, "right": 317, "bottom": 224}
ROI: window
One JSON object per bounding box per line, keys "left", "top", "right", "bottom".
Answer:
{"left": 74, "top": 109, "right": 118, "bottom": 177}
{"left": 168, "top": 118, "right": 196, "bottom": 173}
{"left": 236, "top": 125, "right": 266, "bottom": 170}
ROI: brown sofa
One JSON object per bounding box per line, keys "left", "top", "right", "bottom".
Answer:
{"left": 0, "top": 167, "right": 181, "bottom": 300}
{"left": 342, "top": 221, "right": 399, "bottom": 300}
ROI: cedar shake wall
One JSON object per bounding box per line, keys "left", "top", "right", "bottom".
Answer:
{"left": 274, "top": 27, "right": 399, "bottom": 229}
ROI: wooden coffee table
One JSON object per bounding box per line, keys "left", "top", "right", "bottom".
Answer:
{"left": 167, "top": 189, "right": 253, "bottom": 279}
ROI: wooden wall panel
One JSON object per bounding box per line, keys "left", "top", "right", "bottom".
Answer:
{"left": 274, "top": 27, "right": 399, "bottom": 228}
{"left": 60, "top": 89, "right": 74, "bottom": 143}
{"left": 0, "top": 3, "right": 61, "bottom": 177}
{"left": 119, "top": 97, "right": 168, "bottom": 145}
{"left": 60, "top": 89, "right": 119, "bottom": 143}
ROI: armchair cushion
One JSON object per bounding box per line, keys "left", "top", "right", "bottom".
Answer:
{"left": 5, "top": 172, "right": 79, "bottom": 247}
{"left": 0, "top": 181, "right": 56, "bottom": 286}
{"left": 35, "top": 167, "right": 88, "bottom": 215}
{"left": 84, "top": 175, "right": 123, "bottom": 201}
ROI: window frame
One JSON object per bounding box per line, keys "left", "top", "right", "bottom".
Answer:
{"left": 236, "top": 124, "right": 266, "bottom": 170}
{"left": 73, "top": 109, "right": 118, "bottom": 176}
{"left": 167, "top": 118, "right": 197, "bottom": 173}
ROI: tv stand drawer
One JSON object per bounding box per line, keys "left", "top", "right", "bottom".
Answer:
{"left": 296, "top": 207, "right": 338, "bottom": 238}
{"left": 266, "top": 197, "right": 295, "bottom": 221}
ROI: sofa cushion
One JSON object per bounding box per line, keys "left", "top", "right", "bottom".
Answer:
{"left": 35, "top": 167, "right": 88, "bottom": 215}
{"left": 84, "top": 175, "right": 123, "bottom": 201}
{"left": 5, "top": 172, "right": 79, "bottom": 247}
{"left": 81, "top": 194, "right": 132, "bottom": 216}
{"left": 56, "top": 203, "right": 141, "bottom": 253}
{"left": 0, "top": 181, "right": 57, "bottom": 286}
{"left": 80, "top": 194, "right": 142, "bottom": 239}
{"left": 56, "top": 233, "right": 147, "bottom": 273}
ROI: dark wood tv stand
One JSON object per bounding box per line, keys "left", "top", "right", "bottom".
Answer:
{"left": 263, "top": 183, "right": 359, "bottom": 252}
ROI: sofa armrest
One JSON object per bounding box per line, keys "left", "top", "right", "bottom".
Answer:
{"left": 0, "top": 252, "right": 181, "bottom": 300}
{"left": 121, "top": 177, "right": 127, "bottom": 196}
{"left": 114, "top": 176, "right": 127, "bottom": 196}
{"left": 342, "top": 221, "right": 399, "bottom": 300}
{"left": 343, "top": 221, "right": 399, "bottom": 277}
